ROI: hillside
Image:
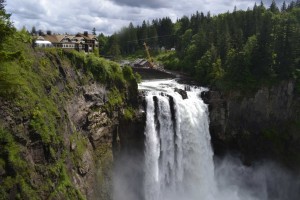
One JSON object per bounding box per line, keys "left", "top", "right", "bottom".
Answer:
{"left": 0, "top": 26, "right": 140, "bottom": 199}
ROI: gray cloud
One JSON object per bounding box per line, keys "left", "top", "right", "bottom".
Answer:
{"left": 110, "top": 0, "right": 170, "bottom": 8}
{"left": 6, "top": 0, "right": 291, "bottom": 35}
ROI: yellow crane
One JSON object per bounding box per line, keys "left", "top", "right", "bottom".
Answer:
{"left": 143, "top": 42, "right": 154, "bottom": 68}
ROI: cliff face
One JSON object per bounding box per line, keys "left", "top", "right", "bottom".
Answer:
{"left": 65, "top": 82, "right": 115, "bottom": 199}
{"left": 113, "top": 94, "right": 146, "bottom": 200}
{"left": 202, "top": 80, "right": 300, "bottom": 168}
{"left": 0, "top": 48, "right": 141, "bottom": 199}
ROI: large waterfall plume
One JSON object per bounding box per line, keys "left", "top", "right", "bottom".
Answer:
{"left": 140, "top": 79, "right": 215, "bottom": 200}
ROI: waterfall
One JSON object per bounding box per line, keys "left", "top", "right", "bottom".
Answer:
{"left": 134, "top": 79, "right": 300, "bottom": 200}
{"left": 140, "top": 79, "right": 216, "bottom": 200}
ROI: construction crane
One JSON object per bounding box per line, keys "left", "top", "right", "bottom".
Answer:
{"left": 143, "top": 42, "right": 154, "bottom": 68}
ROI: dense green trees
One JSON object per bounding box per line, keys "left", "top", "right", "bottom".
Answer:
{"left": 103, "top": 1, "right": 300, "bottom": 91}
{"left": 0, "top": 0, "right": 19, "bottom": 95}
{"left": 0, "top": 0, "right": 14, "bottom": 49}
{"left": 100, "top": 17, "right": 175, "bottom": 56}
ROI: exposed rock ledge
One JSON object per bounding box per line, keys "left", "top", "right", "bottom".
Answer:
{"left": 65, "top": 83, "right": 113, "bottom": 199}
{"left": 202, "top": 80, "right": 300, "bottom": 168}
{"left": 65, "top": 82, "right": 146, "bottom": 199}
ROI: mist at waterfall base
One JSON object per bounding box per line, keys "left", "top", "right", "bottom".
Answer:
{"left": 113, "top": 79, "right": 300, "bottom": 200}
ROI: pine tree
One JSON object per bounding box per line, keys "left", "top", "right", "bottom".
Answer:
{"left": 281, "top": 1, "right": 287, "bottom": 12}
{"left": 287, "top": 1, "right": 295, "bottom": 10}
{"left": 217, "top": 19, "right": 231, "bottom": 62}
{"left": 190, "top": 11, "right": 201, "bottom": 34}
{"left": 31, "top": 26, "right": 36, "bottom": 35}
{"left": 269, "top": 0, "right": 279, "bottom": 13}
{"left": 141, "top": 20, "right": 148, "bottom": 43}
{"left": 128, "top": 22, "right": 138, "bottom": 53}
{"left": 0, "top": 0, "right": 14, "bottom": 49}
{"left": 0, "top": 0, "right": 5, "bottom": 10}
{"left": 260, "top": 0, "right": 264, "bottom": 8}
{"left": 148, "top": 25, "right": 158, "bottom": 49}
{"left": 233, "top": 5, "right": 237, "bottom": 13}
{"left": 98, "top": 33, "right": 108, "bottom": 56}
{"left": 177, "top": 16, "right": 190, "bottom": 36}
{"left": 253, "top": 2, "right": 257, "bottom": 10}
{"left": 109, "top": 34, "right": 121, "bottom": 57}
{"left": 252, "top": 12, "right": 274, "bottom": 78}
{"left": 157, "top": 17, "right": 174, "bottom": 48}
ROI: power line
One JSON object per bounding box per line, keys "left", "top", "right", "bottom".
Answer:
{"left": 125, "top": 34, "right": 176, "bottom": 43}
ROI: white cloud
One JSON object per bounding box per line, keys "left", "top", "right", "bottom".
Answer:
{"left": 6, "top": 0, "right": 290, "bottom": 35}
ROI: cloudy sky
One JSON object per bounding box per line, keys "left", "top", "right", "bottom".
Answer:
{"left": 6, "top": 0, "right": 289, "bottom": 35}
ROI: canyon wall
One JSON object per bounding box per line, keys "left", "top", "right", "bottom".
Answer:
{"left": 202, "top": 81, "right": 300, "bottom": 168}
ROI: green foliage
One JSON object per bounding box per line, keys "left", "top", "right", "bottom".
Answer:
{"left": 0, "top": 128, "right": 24, "bottom": 172}
{"left": 0, "top": 12, "right": 139, "bottom": 198}
{"left": 0, "top": 29, "right": 35, "bottom": 97}
{"left": 16, "top": 27, "right": 32, "bottom": 43}
{"left": 104, "top": 1, "right": 300, "bottom": 92}
{"left": 0, "top": 27, "right": 87, "bottom": 199}
{"left": 0, "top": 127, "right": 38, "bottom": 199}
{"left": 48, "top": 161, "right": 85, "bottom": 200}
{"left": 122, "top": 65, "right": 135, "bottom": 81}
{"left": 98, "top": 33, "right": 108, "bottom": 56}
{"left": 0, "top": 35, "right": 62, "bottom": 147}
{"left": 0, "top": 61, "right": 23, "bottom": 96}
{"left": 29, "top": 102, "right": 61, "bottom": 145}
{"left": 123, "top": 107, "right": 135, "bottom": 121}
{"left": 65, "top": 50, "right": 87, "bottom": 69}
{"left": 62, "top": 49, "right": 139, "bottom": 115}
{"left": 108, "top": 34, "right": 121, "bottom": 57}
{"left": 0, "top": 50, "right": 22, "bottom": 62}
{"left": 0, "top": 1, "right": 15, "bottom": 49}
{"left": 134, "top": 72, "right": 142, "bottom": 83}
{"left": 65, "top": 50, "right": 138, "bottom": 90}
{"left": 157, "top": 51, "right": 181, "bottom": 70}
{"left": 70, "top": 132, "right": 88, "bottom": 166}
{"left": 195, "top": 47, "right": 219, "bottom": 85}
{"left": 105, "top": 87, "right": 124, "bottom": 111}
{"left": 223, "top": 49, "right": 256, "bottom": 90}
{"left": 210, "top": 58, "right": 224, "bottom": 84}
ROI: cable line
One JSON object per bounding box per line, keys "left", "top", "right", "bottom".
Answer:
{"left": 125, "top": 34, "right": 176, "bottom": 43}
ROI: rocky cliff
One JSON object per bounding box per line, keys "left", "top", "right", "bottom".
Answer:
{"left": 0, "top": 47, "right": 141, "bottom": 199}
{"left": 202, "top": 80, "right": 300, "bottom": 168}
{"left": 113, "top": 94, "right": 146, "bottom": 200}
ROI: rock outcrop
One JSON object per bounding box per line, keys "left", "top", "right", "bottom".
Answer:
{"left": 65, "top": 83, "right": 113, "bottom": 199}
{"left": 202, "top": 80, "right": 300, "bottom": 168}
{"left": 65, "top": 78, "right": 143, "bottom": 199}
{"left": 113, "top": 100, "right": 146, "bottom": 200}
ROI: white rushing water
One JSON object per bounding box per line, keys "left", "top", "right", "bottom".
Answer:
{"left": 140, "top": 79, "right": 216, "bottom": 200}
{"left": 137, "top": 79, "right": 300, "bottom": 200}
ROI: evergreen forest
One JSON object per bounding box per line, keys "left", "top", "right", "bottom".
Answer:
{"left": 101, "top": 0, "right": 300, "bottom": 91}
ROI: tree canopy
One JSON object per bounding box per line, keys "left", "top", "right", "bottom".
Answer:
{"left": 0, "top": 0, "right": 14, "bottom": 49}
{"left": 103, "top": 1, "right": 300, "bottom": 91}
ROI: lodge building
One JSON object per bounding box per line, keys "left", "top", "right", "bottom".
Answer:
{"left": 34, "top": 31, "right": 98, "bottom": 53}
